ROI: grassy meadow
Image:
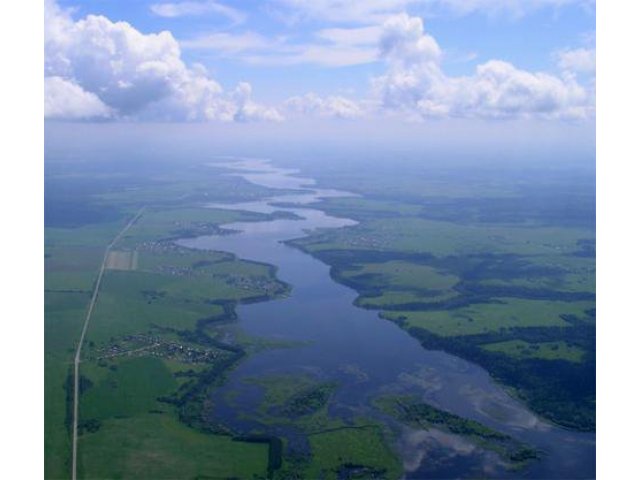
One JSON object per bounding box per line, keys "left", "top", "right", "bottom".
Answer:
{"left": 44, "top": 160, "right": 291, "bottom": 479}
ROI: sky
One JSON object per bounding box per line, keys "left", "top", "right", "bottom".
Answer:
{"left": 44, "top": 0, "right": 595, "bottom": 148}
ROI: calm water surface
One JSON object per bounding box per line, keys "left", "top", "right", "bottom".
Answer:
{"left": 178, "top": 158, "right": 595, "bottom": 479}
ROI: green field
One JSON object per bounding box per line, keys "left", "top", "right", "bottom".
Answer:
{"left": 78, "top": 414, "right": 269, "bottom": 479}
{"left": 342, "top": 261, "right": 459, "bottom": 292}
{"left": 358, "top": 289, "right": 456, "bottom": 308}
{"left": 44, "top": 162, "right": 295, "bottom": 479}
{"left": 295, "top": 216, "right": 592, "bottom": 257}
{"left": 116, "top": 206, "right": 274, "bottom": 248}
{"left": 481, "top": 340, "right": 586, "bottom": 363}
{"left": 76, "top": 354, "right": 271, "bottom": 478}
{"left": 81, "top": 357, "right": 177, "bottom": 420}
{"left": 73, "top": 223, "right": 289, "bottom": 478}
{"left": 384, "top": 299, "right": 592, "bottom": 337}
{"left": 46, "top": 223, "right": 126, "bottom": 479}
{"left": 303, "top": 426, "right": 402, "bottom": 480}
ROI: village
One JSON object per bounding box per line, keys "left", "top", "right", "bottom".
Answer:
{"left": 89, "top": 333, "right": 232, "bottom": 366}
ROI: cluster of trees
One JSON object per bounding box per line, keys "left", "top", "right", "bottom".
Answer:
{"left": 394, "top": 399, "right": 508, "bottom": 441}
{"left": 405, "top": 322, "right": 595, "bottom": 431}
{"left": 385, "top": 396, "right": 542, "bottom": 466}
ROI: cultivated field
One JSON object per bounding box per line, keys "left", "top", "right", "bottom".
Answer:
{"left": 105, "top": 250, "right": 138, "bottom": 270}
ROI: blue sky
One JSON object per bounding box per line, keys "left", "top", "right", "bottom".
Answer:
{"left": 45, "top": 0, "right": 595, "bottom": 126}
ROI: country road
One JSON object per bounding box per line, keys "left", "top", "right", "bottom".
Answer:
{"left": 71, "top": 208, "right": 145, "bottom": 480}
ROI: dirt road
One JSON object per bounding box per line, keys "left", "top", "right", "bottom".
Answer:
{"left": 71, "top": 208, "right": 144, "bottom": 480}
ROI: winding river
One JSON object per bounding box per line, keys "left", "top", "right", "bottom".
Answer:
{"left": 178, "top": 158, "right": 595, "bottom": 479}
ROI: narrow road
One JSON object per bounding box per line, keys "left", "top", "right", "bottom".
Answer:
{"left": 71, "top": 208, "right": 145, "bottom": 480}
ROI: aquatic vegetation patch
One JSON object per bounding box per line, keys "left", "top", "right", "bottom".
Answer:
{"left": 375, "top": 395, "right": 540, "bottom": 468}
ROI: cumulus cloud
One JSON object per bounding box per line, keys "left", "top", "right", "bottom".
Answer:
{"left": 455, "top": 60, "right": 588, "bottom": 118}
{"left": 379, "top": 13, "right": 441, "bottom": 65}
{"left": 373, "top": 13, "right": 592, "bottom": 119}
{"left": 44, "top": 0, "right": 278, "bottom": 122}
{"left": 232, "top": 83, "right": 284, "bottom": 122}
{"left": 44, "top": 0, "right": 594, "bottom": 123}
{"left": 44, "top": 76, "right": 112, "bottom": 119}
{"left": 285, "top": 93, "right": 364, "bottom": 119}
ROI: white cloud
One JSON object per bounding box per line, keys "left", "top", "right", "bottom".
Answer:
{"left": 44, "top": 76, "right": 112, "bottom": 119}
{"left": 379, "top": 13, "right": 441, "bottom": 65}
{"left": 180, "top": 31, "right": 279, "bottom": 54}
{"left": 233, "top": 83, "right": 284, "bottom": 122}
{"left": 373, "top": 13, "right": 592, "bottom": 119}
{"left": 426, "top": 0, "right": 593, "bottom": 17}
{"left": 315, "top": 26, "right": 383, "bottom": 46}
{"left": 554, "top": 47, "right": 596, "bottom": 74}
{"left": 150, "top": 1, "right": 245, "bottom": 24}
{"left": 285, "top": 93, "right": 364, "bottom": 119}
{"left": 181, "top": 29, "right": 379, "bottom": 67}
{"left": 270, "top": 0, "right": 593, "bottom": 23}
{"left": 456, "top": 60, "right": 588, "bottom": 118}
{"left": 44, "top": 0, "right": 279, "bottom": 122}
{"left": 43, "top": 1, "right": 594, "bottom": 123}
{"left": 271, "top": 0, "right": 415, "bottom": 24}
{"left": 244, "top": 44, "right": 377, "bottom": 67}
